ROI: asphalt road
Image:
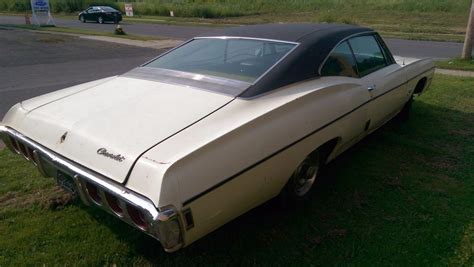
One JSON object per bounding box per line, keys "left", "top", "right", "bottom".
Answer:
{"left": 0, "top": 28, "right": 162, "bottom": 118}
{"left": 0, "top": 15, "right": 465, "bottom": 59}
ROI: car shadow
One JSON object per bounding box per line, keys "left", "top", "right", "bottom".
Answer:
{"left": 82, "top": 99, "right": 473, "bottom": 264}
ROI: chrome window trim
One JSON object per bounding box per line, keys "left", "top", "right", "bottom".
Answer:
{"left": 194, "top": 36, "right": 300, "bottom": 45}
{"left": 140, "top": 37, "right": 300, "bottom": 89}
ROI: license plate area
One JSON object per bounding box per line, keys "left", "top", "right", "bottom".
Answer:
{"left": 56, "top": 171, "right": 77, "bottom": 196}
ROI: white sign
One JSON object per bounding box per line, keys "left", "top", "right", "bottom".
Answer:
{"left": 32, "top": 0, "right": 49, "bottom": 12}
{"left": 125, "top": 3, "right": 134, "bottom": 17}
{"left": 30, "top": 0, "right": 55, "bottom": 26}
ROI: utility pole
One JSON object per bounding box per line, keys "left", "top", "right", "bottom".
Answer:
{"left": 462, "top": 0, "right": 474, "bottom": 59}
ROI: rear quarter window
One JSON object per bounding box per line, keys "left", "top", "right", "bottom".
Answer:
{"left": 320, "top": 41, "right": 358, "bottom": 78}
{"left": 349, "top": 35, "right": 387, "bottom": 76}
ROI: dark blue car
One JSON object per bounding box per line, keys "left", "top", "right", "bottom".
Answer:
{"left": 78, "top": 6, "right": 122, "bottom": 24}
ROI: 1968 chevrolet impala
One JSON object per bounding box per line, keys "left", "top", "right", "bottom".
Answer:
{"left": 0, "top": 24, "right": 434, "bottom": 252}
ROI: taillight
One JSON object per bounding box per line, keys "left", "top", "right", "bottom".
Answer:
{"left": 9, "top": 136, "right": 19, "bottom": 152}
{"left": 27, "top": 147, "right": 37, "bottom": 164}
{"left": 18, "top": 142, "right": 28, "bottom": 157}
{"left": 127, "top": 204, "right": 149, "bottom": 230}
{"left": 104, "top": 191, "right": 123, "bottom": 215}
{"left": 85, "top": 182, "right": 102, "bottom": 204}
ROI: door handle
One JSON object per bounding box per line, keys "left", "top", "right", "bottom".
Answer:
{"left": 367, "top": 85, "right": 376, "bottom": 92}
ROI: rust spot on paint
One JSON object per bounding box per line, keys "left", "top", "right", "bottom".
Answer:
{"left": 60, "top": 132, "right": 68, "bottom": 144}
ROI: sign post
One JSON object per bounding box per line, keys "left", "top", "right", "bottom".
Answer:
{"left": 125, "top": 3, "right": 134, "bottom": 17}
{"left": 462, "top": 0, "right": 474, "bottom": 59}
{"left": 30, "top": 0, "right": 55, "bottom": 26}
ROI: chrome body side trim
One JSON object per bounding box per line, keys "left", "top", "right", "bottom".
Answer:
{"left": 0, "top": 125, "right": 183, "bottom": 252}
{"left": 194, "top": 36, "right": 300, "bottom": 45}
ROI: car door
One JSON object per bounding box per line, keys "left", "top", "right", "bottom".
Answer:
{"left": 320, "top": 40, "right": 371, "bottom": 152}
{"left": 88, "top": 7, "right": 99, "bottom": 21}
{"left": 348, "top": 34, "right": 406, "bottom": 132}
{"left": 83, "top": 8, "right": 92, "bottom": 20}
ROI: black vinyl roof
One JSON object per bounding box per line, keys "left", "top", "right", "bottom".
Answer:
{"left": 200, "top": 23, "right": 374, "bottom": 98}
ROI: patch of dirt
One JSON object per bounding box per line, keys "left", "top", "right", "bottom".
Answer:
{"left": 0, "top": 186, "right": 74, "bottom": 212}
{"left": 36, "top": 36, "right": 67, "bottom": 44}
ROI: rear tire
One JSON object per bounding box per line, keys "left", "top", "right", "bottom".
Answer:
{"left": 97, "top": 16, "right": 104, "bottom": 24}
{"left": 281, "top": 150, "right": 321, "bottom": 204}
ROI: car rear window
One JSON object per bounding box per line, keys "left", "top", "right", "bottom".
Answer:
{"left": 145, "top": 38, "right": 297, "bottom": 83}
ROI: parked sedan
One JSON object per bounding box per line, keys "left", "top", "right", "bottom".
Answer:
{"left": 78, "top": 6, "right": 122, "bottom": 24}
{"left": 0, "top": 24, "right": 434, "bottom": 252}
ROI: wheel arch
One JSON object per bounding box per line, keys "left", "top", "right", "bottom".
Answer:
{"left": 304, "top": 137, "right": 341, "bottom": 166}
{"left": 413, "top": 77, "right": 428, "bottom": 94}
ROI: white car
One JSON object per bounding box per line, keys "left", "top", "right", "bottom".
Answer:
{"left": 0, "top": 24, "right": 434, "bottom": 252}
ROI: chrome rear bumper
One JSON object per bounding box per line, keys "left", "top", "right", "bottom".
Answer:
{"left": 0, "top": 125, "right": 183, "bottom": 252}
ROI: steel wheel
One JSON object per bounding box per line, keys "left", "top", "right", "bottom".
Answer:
{"left": 98, "top": 16, "right": 104, "bottom": 24}
{"left": 293, "top": 157, "right": 319, "bottom": 196}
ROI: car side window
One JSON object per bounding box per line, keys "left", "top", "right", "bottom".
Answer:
{"left": 349, "top": 35, "right": 387, "bottom": 76}
{"left": 320, "top": 41, "right": 358, "bottom": 78}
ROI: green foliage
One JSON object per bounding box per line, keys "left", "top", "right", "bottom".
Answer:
{"left": 0, "top": 0, "right": 470, "bottom": 18}
{"left": 0, "top": 0, "right": 119, "bottom": 13}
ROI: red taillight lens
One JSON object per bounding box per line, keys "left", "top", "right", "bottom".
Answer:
{"left": 18, "top": 142, "right": 28, "bottom": 157}
{"left": 9, "top": 136, "right": 19, "bottom": 152}
{"left": 27, "top": 147, "right": 37, "bottom": 164}
{"left": 104, "top": 191, "right": 123, "bottom": 215}
{"left": 127, "top": 204, "right": 149, "bottom": 229}
{"left": 85, "top": 182, "right": 102, "bottom": 204}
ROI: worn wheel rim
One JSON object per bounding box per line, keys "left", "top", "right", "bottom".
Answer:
{"left": 293, "top": 158, "right": 319, "bottom": 196}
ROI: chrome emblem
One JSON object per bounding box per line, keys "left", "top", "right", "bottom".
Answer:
{"left": 97, "top": 148, "right": 125, "bottom": 162}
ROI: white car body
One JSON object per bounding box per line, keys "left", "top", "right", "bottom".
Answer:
{"left": 0, "top": 24, "right": 434, "bottom": 251}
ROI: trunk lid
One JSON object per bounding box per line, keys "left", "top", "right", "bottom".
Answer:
{"left": 15, "top": 76, "right": 234, "bottom": 183}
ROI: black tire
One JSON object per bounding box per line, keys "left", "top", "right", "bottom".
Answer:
{"left": 396, "top": 96, "right": 413, "bottom": 122}
{"left": 97, "top": 16, "right": 104, "bottom": 24}
{"left": 80, "top": 15, "right": 86, "bottom": 23}
{"left": 281, "top": 150, "right": 321, "bottom": 204}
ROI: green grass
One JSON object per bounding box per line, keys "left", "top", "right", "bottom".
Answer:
{"left": 436, "top": 58, "right": 474, "bottom": 72}
{"left": 0, "top": 24, "right": 160, "bottom": 41}
{"left": 0, "top": 0, "right": 472, "bottom": 42}
{"left": 1, "top": 74, "right": 474, "bottom": 265}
